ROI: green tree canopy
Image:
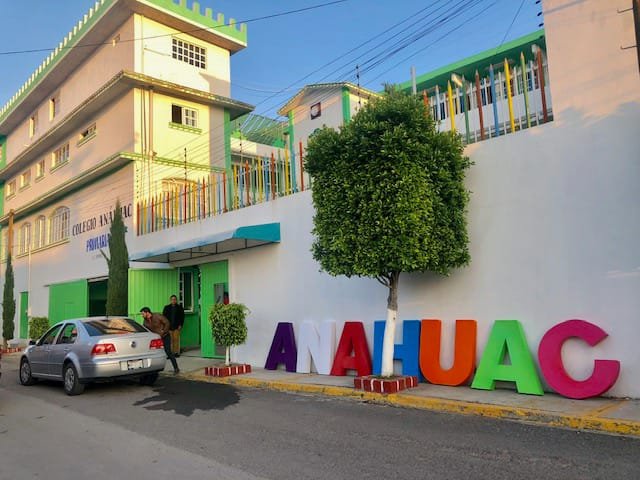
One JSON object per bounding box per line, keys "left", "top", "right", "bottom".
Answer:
{"left": 304, "top": 87, "right": 471, "bottom": 377}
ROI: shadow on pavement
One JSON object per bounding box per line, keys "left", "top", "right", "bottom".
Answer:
{"left": 134, "top": 377, "right": 240, "bottom": 416}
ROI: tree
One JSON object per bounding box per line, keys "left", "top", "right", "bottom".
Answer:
{"left": 304, "top": 87, "right": 471, "bottom": 377}
{"left": 102, "top": 200, "right": 129, "bottom": 316}
{"left": 209, "top": 302, "right": 249, "bottom": 366}
{"left": 2, "top": 254, "right": 15, "bottom": 348}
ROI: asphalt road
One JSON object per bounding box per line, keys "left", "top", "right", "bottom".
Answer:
{"left": 1, "top": 354, "right": 638, "bottom": 480}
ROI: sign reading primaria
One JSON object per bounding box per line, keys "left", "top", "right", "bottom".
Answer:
{"left": 264, "top": 319, "right": 620, "bottom": 400}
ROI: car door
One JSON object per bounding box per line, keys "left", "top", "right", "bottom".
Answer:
{"left": 47, "top": 323, "right": 78, "bottom": 378}
{"left": 30, "top": 324, "right": 63, "bottom": 377}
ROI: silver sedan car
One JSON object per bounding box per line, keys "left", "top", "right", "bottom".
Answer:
{"left": 19, "top": 317, "right": 167, "bottom": 395}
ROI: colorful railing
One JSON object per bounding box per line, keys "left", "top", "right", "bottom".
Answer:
{"left": 136, "top": 149, "right": 308, "bottom": 235}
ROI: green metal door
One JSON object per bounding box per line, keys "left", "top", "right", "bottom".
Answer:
{"left": 19, "top": 291, "right": 29, "bottom": 338}
{"left": 128, "top": 269, "right": 179, "bottom": 323}
{"left": 49, "top": 280, "right": 89, "bottom": 325}
{"left": 179, "top": 266, "right": 200, "bottom": 349}
{"left": 200, "top": 260, "right": 228, "bottom": 358}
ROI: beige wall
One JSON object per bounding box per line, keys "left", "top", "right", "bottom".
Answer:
{"left": 134, "top": 15, "right": 231, "bottom": 96}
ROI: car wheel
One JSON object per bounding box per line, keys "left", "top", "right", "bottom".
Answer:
{"left": 19, "top": 358, "right": 36, "bottom": 386}
{"left": 139, "top": 372, "right": 159, "bottom": 386}
{"left": 63, "top": 363, "right": 85, "bottom": 396}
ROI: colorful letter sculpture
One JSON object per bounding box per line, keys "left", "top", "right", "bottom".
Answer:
{"left": 264, "top": 322, "right": 298, "bottom": 372}
{"left": 373, "top": 320, "right": 421, "bottom": 378}
{"left": 420, "top": 319, "right": 477, "bottom": 386}
{"left": 330, "top": 322, "right": 372, "bottom": 376}
{"left": 471, "top": 320, "right": 544, "bottom": 395}
{"left": 296, "top": 320, "right": 336, "bottom": 375}
{"left": 538, "top": 319, "right": 620, "bottom": 399}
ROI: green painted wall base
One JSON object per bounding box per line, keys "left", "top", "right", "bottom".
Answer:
{"left": 199, "top": 260, "right": 228, "bottom": 358}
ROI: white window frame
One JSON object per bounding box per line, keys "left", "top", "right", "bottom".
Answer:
{"left": 6, "top": 180, "right": 16, "bottom": 198}
{"left": 49, "top": 95, "right": 60, "bottom": 120}
{"left": 29, "top": 113, "right": 38, "bottom": 138}
{"left": 34, "top": 215, "right": 47, "bottom": 249}
{"left": 36, "top": 159, "right": 45, "bottom": 179}
{"left": 50, "top": 206, "right": 70, "bottom": 243}
{"left": 171, "top": 38, "right": 206, "bottom": 69}
{"left": 20, "top": 170, "right": 31, "bottom": 189}
{"left": 19, "top": 223, "right": 31, "bottom": 255}
{"left": 52, "top": 143, "right": 69, "bottom": 169}
{"left": 171, "top": 104, "right": 198, "bottom": 128}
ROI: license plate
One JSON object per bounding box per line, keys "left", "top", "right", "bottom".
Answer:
{"left": 126, "top": 359, "right": 144, "bottom": 370}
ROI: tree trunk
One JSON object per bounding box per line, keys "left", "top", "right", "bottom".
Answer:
{"left": 225, "top": 346, "right": 231, "bottom": 366}
{"left": 381, "top": 272, "right": 400, "bottom": 377}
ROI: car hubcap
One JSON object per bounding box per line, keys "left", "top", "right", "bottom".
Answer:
{"left": 21, "top": 362, "right": 30, "bottom": 382}
{"left": 65, "top": 368, "right": 75, "bottom": 390}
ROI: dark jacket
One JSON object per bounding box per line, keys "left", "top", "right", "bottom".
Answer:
{"left": 162, "top": 303, "right": 185, "bottom": 330}
{"left": 144, "top": 313, "right": 170, "bottom": 338}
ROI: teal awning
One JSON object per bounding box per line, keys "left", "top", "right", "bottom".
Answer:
{"left": 131, "top": 222, "right": 280, "bottom": 263}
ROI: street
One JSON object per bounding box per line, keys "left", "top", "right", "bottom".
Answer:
{"left": 1, "top": 354, "right": 638, "bottom": 480}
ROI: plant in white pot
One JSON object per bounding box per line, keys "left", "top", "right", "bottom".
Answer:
{"left": 209, "top": 302, "right": 249, "bottom": 366}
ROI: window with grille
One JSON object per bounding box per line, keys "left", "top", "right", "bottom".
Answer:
{"left": 172, "top": 38, "right": 206, "bottom": 69}
{"left": 179, "top": 271, "right": 194, "bottom": 312}
{"left": 171, "top": 105, "right": 198, "bottom": 128}
{"left": 19, "top": 223, "right": 31, "bottom": 255}
{"left": 34, "top": 215, "right": 47, "bottom": 249}
{"left": 50, "top": 206, "right": 70, "bottom": 243}
{"left": 52, "top": 143, "right": 69, "bottom": 169}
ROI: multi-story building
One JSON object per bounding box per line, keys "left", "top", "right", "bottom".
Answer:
{"left": 1, "top": 0, "right": 638, "bottom": 398}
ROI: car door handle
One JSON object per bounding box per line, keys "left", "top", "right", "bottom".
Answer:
{"left": 64, "top": 348, "right": 71, "bottom": 352}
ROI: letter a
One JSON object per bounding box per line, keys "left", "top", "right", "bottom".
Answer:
{"left": 471, "top": 320, "right": 544, "bottom": 395}
{"left": 330, "top": 322, "right": 372, "bottom": 376}
{"left": 264, "top": 323, "right": 297, "bottom": 372}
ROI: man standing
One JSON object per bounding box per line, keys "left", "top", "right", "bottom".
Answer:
{"left": 140, "top": 307, "right": 179, "bottom": 374}
{"left": 163, "top": 295, "right": 185, "bottom": 357}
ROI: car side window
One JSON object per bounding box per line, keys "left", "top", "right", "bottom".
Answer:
{"left": 56, "top": 324, "right": 78, "bottom": 345}
{"left": 41, "top": 325, "right": 63, "bottom": 345}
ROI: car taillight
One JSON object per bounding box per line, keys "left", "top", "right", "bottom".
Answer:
{"left": 91, "top": 343, "right": 116, "bottom": 355}
{"left": 149, "top": 339, "right": 164, "bottom": 350}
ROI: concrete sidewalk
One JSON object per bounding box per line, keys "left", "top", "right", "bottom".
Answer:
{"left": 172, "top": 353, "right": 640, "bottom": 438}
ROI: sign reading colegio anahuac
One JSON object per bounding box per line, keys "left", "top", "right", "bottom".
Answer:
{"left": 71, "top": 203, "right": 132, "bottom": 252}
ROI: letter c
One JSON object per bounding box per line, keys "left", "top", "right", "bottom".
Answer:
{"left": 538, "top": 319, "right": 620, "bottom": 399}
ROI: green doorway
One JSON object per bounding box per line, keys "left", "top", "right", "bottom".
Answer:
{"left": 88, "top": 279, "right": 108, "bottom": 316}
{"left": 179, "top": 266, "right": 201, "bottom": 350}
{"left": 19, "top": 291, "right": 29, "bottom": 339}
{"left": 200, "top": 260, "right": 228, "bottom": 358}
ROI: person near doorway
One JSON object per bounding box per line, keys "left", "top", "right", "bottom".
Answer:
{"left": 140, "top": 307, "right": 179, "bottom": 374}
{"left": 162, "top": 295, "right": 185, "bottom": 357}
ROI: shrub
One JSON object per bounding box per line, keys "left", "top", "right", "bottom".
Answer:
{"left": 29, "top": 317, "right": 50, "bottom": 340}
{"left": 209, "top": 303, "right": 249, "bottom": 366}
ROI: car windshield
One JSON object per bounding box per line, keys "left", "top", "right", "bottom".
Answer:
{"left": 83, "top": 318, "right": 147, "bottom": 336}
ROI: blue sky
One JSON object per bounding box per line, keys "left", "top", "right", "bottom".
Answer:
{"left": 0, "top": 0, "right": 541, "bottom": 119}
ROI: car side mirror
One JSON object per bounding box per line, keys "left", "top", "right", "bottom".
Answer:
{"left": 29, "top": 340, "right": 37, "bottom": 346}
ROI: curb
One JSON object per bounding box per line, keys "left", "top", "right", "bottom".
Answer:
{"left": 184, "top": 372, "right": 640, "bottom": 438}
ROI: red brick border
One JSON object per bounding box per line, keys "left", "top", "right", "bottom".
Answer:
{"left": 354, "top": 375, "right": 418, "bottom": 394}
{"left": 0, "top": 347, "right": 24, "bottom": 354}
{"left": 204, "top": 364, "right": 252, "bottom": 377}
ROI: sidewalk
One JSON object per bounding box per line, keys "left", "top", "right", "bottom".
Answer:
{"left": 172, "top": 354, "right": 640, "bottom": 438}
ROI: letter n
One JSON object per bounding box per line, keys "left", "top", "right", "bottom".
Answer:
{"left": 330, "top": 322, "right": 372, "bottom": 376}
{"left": 296, "top": 321, "right": 336, "bottom": 375}
{"left": 264, "top": 323, "right": 297, "bottom": 372}
{"left": 471, "top": 320, "right": 544, "bottom": 395}
{"left": 420, "top": 319, "right": 477, "bottom": 386}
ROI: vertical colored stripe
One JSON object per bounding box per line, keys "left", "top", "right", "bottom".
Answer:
{"left": 462, "top": 77, "right": 470, "bottom": 143}
{"left": 474, "top": 70, "right": 485, "bottom": 140}
{"left": 504, "top": 59, "right": 516, "bottom": 134}
{"left": 536, "top": 48, "right": 549, "bottom": 123}
{"left": 447, "top": 81, "right": 456, "bottom": 131}
{"left": 287, "top": 110, "right": 297, "bottom": 193}
{"left": 520, "top": 52, "right": 531, "bottom": 129}
{"left": 341, "top": 85, "right": 351, "bottom": 124}
{"left": 299, "top": 141, "right": 305, "bottom": 191}
{"left": 489, "top": 65, "right": 500, "bottom": 136}
{"left": 223, "top": 109, "right": 233, "bottom": 209}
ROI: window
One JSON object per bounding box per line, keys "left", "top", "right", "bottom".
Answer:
{"left": 56, "top": 323, "right": 79, "bottom": 345}
{"left": 78, "top": 123, "right": 96, "bottom": 144}
{"left": 171, "top": 104, "right": 198, "bottom": 128}
{"left": 6, "top": 180, "right": 16, "bottom": 198}
{"left": 19, "top": 223, "right": 31, "bottom": 255}
{"left": 172, "top": 38, "right": 206, "bottom": 69}
{"left": 34, "top": 215, "right": 47, "bottom": 249}
{"left": 49, "top": 95, "right": 59, "bottom": 120}
{"left": 36, "top": 159, "right": 45, "bottom": 179}
{"left": 179, "top": 271, "right": 194, "bottom": 312}
{"left": 310, "top": 102, "right": 321, "bottom": 120}
{"left": 52, "top": 143, "right": 69, "bottom": 169}
{"left": 40, "top": 324, "right": 63, "bottom": 345}
{"left": 20, "top": 170, "right": 31, "bottom": 189}
{"left": 0, "top": 230, "right": 7, "bottom": 261}
{"left": 29, "top": 113, "right": 38, "bottom": 137}
{"left": 84, "top": 318, "right": 146, "bottom": 336}
{"left": 50, "top": 206, "right": 70, "bottom": 243}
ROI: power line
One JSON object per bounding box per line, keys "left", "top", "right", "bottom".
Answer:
{"left": 0, "top": 0, "right": 348, "bottom": 56}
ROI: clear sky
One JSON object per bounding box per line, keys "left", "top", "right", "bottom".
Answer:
{"left": 0, "top": 0, "right": 542, "bottom": 119}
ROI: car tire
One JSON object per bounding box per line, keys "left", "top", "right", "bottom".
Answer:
{"left": 19, "top": 358, "right": 36, "bottom": 386}
{"left": 139, "top": 372, "right": 159, "bottom": 386}
{"left": 63, "top": 363, "right": 85, "bottom": 396}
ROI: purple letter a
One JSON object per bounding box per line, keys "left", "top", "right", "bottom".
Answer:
{"left": 265, "top": 322, "right": 298, "bottom": 372}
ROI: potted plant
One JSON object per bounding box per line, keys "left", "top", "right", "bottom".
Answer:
{"left": 207, "top": 302, "right": 251, "bottom": 377}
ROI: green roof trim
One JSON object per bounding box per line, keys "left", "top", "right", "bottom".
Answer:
{"left": 398, "top": 29, "right": 546, "bottom": 93}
